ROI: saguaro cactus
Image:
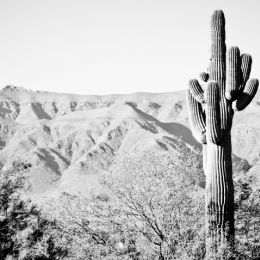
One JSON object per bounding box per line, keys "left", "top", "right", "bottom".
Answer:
{"left": 187, "top": 10, "right": 258, "bottom": 254}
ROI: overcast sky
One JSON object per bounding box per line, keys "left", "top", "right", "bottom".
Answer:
{"left": 0, "top": 0, "right": 259, "bottom": 95}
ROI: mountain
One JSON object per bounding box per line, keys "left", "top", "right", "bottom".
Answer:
{"left": 0, "top": 85, "right": 259, "bottom": 199}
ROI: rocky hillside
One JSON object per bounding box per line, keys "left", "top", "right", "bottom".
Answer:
{"left": 0, "top": 85, "right": 259, "bottom": 199}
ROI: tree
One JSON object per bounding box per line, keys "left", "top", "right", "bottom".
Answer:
{"left": 43, "top": 148, "right": 205, "bottom": 259}
{"left": 0, "top": 163, "right": 31, "bottom": 259}
{"left": 187, "top": 9, "right": 258, "bottom": 257}
{"left": 38, "top": 148, "right": 259, "bottom": 259}
{"left": 0, "top": 163, "right": 66, "bottom": 260}
{"left": 101, "top": 148, "right": 205, "bottom": 259}
{"left": 234, "top": 167, "right": 260, "bottom": 259}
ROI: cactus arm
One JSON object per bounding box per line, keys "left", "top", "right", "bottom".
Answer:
{"left": 206, "top": 82, "right": 222, "bottom": 144}
{"left": 233, "top": 78, "right": 259, "bottom": 111}
{"left": 225, "top": 47, "right": 241, "bottom": 100}
{"left": 200, "top": 72, "right": 209, "bottom": 82}
{"left": 189, "top": 79, "right": 205, "bottom": 103}
{"left": 187, "top": 90, "right": 206, "bottom": 144}
{"left": 240, "top": 54, "right": 252, "bottom": 92}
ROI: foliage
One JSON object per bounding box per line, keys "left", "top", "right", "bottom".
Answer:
{"left": 234, "top": 167, "right": 260, "bottom": 259}
{"left": 43, "top": 148, "right": 206, "bottom": 259}
{"left": 102, "top": 148, "right": 205, "bottom": 259}
{"left": 1, "top": 151, "right": 259, "bottom": 259}
{"left": 0, "top": 163, "right": 31, "bottom": 259}
{"left": 0, "top": 163, "right": 67, "bottom": 260}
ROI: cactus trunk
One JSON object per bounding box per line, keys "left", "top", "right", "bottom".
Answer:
{"left": 206, "top": 10, "right": 234, "bottom": 251}
{"left": 205, "top": 134, "right": 234, "bottom": 250}
{"left": 187, "top": 10, "right": 258, "bottom": 257}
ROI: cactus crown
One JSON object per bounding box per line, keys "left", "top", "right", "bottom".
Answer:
{"left": 187, "top": 10, "right": 258, "bottom": 145}
{"left": 211, "top": 10, "right": 225, "bottom": 30}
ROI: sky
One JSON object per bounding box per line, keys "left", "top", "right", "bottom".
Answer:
{"left": 0, "top": 0, "right": 259, "bottom": 95}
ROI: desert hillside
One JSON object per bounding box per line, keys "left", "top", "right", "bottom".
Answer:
{"left": 0, "top": 85, "right": 259, "bottom": 198}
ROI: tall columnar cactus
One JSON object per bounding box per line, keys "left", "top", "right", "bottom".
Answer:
{"left": 187, "top": 10, "right": 258, "bottom": 253}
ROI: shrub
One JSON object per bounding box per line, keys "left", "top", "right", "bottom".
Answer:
{"left": 44, "top": 148, "right": 206, "bottom": 259}
{"left": 0, "top": 163, "right": 67, "bottom": 260}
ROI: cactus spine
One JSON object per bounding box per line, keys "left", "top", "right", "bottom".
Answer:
{"left": 187, "top": 10, "right": 258, "bottom": 254}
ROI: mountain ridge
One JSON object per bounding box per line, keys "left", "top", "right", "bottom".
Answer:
{"left": 0, "top": 86, "right": 259, "bottom": 199}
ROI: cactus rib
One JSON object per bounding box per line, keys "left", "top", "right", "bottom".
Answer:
{"left": 206, "top": 82, "right": 222, "bottom": 144}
